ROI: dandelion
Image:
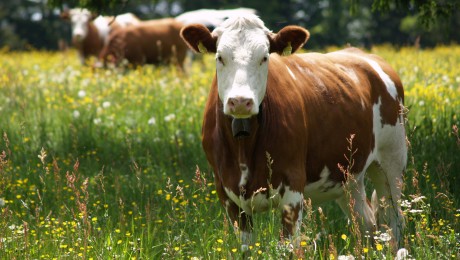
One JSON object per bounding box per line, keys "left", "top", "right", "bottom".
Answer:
{"left": 376, "top": 243, "right": 383, "bottom": 251}
{"left": 174, "top": 246, "right": 180, "bottom": 251}
{"left": 231, "top": 248, "right": 237, "bottom": 253}
{"left": 363, "top": 247, "right": 369, "bottom": 253}
{"left": 217, "top": 239, "right": 223, "bottom": 244}
{"left": 377, "top": 232, "right": 391, "bottom": 242}
{"left": 341, "top": 234, "right": 347, "bottom": 240}
{"left": 395, "top": 248, "right": 410, "bottom": 260}
{"left": 115, "top": 229, "right": 121, "bottom": 233}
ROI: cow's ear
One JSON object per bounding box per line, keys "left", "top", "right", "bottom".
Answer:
{"left": 180, "top": 24, "right": 217, "bottom": 54}
{"left": 269, "top": 26, "right": 309, "bottom": 55}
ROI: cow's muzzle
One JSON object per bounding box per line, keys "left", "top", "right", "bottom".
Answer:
{"left": 227, "top": 97, "right": 254, "bottom": 117}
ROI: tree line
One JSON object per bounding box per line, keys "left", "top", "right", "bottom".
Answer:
{"left": 0, "top": 0, "right": 458, "bottom": 51}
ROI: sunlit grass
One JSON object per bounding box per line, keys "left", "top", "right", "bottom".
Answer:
{"left": 0, "top": 46, "right": 459, "bottom": 259}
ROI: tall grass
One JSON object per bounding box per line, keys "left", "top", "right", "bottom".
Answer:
{"left": 0, "top": 46, "right": 459, "bottom": 259}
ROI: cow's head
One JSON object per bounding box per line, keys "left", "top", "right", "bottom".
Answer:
{"left": 61, "top": 8, "right": 94, "bottom": 43}
{"left": 181, "top": 14, "right": 309, "bottom": 118}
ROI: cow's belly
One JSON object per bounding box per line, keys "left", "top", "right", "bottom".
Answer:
{"left": 303, "top": 167, "right": 344, "bottom": 204}
{"left": 224, "top": 185, "right": 282, "bottom": 215}
{"left": 224, "top": 183, "right": 304, "bottom": 215}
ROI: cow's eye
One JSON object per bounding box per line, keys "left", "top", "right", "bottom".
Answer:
{"left": 217, "top": 55, "right": 225, "bottom": 65}
{"left": 260, "top": 56, "right": 268, "bottom": 65}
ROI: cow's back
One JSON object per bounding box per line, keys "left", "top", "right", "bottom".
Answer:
{"left": 105, "top": 18, "right": 187, "bottom": 66}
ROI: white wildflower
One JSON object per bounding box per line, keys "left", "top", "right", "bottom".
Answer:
{"left": 73, "top": 110, "right": 80, "bottom": 118}
{"left": 418, "top": 100, "right": 424, "bottom": 106}
{"left": 148, "top": 117, "right": 156, "bottom": 125}
{"left": 78, "top": 90, "right": 86, "bottom": 98}
{"left": 338, "top": 255, "right": 355, "bottom": 260}
{"left": 411, "top": 196, "right": 426, "bottom": 203}
{"left": 401, "top": 200, "right": 411, "bottom": 208}
{"left": 93, "top": 118, "right": 102, "bottom": 125}
{"left": 102, "top": 101, "right": 111, "bottom": 108}
{"left": 0, "top": 198, "right": 5, "bottom": 207}
{"left": 164, "top": 113, "right": 176, "bottom": 122}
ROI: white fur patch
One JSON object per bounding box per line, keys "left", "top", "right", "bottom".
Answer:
{"left": 239, "top": 163, "right": 249, "bottom": 187}
{"left": 361, "top": 57, "right": 398, "bottom": 100}
{"left": 303, "top": 167, "right": 343, "bottom": 204}
{"left": 286, "top": 65, "right": 296, "bottom": 80}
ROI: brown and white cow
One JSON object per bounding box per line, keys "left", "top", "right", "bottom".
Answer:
{"left": 99, "top": 18, "right": 188, "bottom": 69}
{"left": 61, "top": 8, "right": 140, "bottom": 65}
{"left": 181, "top": 15, "right": 407, "bottom": 250}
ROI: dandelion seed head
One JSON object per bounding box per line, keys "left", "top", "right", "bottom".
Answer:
{"left": 395, "top": 248, "right": 410, "bottom": 260}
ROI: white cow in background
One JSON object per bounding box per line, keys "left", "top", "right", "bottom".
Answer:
{"left": 176, "top": 8, "right": 257, "bottom": 29}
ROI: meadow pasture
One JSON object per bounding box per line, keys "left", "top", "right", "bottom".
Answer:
{"left": 0, "top": 46, "right": 459, "bottom": 259}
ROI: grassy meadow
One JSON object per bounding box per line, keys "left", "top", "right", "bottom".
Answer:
{"left": 0, "top": 45, "right": 459, "bottom": 259}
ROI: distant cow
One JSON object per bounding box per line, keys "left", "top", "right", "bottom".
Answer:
{"left": 61, "top": 8, "right": 140, "bottom": 65}
{"left": 181, "top": 14, "right": 407, "bottom": 250}
{"left": 99, "top": 18, "right": 188, "bottom": 69}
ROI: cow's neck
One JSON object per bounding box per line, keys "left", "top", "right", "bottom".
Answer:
{"left": 219, "top": 103, "right": 264, "bottom": 166}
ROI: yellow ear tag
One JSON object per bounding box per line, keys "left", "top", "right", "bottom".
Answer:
{"left": 198, "top": 41, "right": 208, "bottom": 54}
{"left": 282, "top": 41, "right": 292, "bottom": 56}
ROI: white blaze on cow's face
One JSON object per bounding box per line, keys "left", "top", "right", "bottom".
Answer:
{"left": 69, "top": 9, "right": 92, "bottom": 42}
{"left": 213, "top": 17, "right": 271, "bottom": 118}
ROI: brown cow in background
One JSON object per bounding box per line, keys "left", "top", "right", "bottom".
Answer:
{"left": 99, "top": 18, "right": 187, "bottom": 69}
{"left": 61, "top": 8, "right": 140, "bottom": 65}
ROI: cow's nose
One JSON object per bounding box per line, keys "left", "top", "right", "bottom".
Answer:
{"left": 227, "top": 97, "right": 254, "bottom": 115}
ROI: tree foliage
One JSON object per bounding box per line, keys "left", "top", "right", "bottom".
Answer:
{"left": 0, "top": 0, "right": 459, "bottom": 50}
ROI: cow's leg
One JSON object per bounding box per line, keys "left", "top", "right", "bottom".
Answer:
{"left": 367, "top": 160, "right": 405, "bottom": 247}
{"left": 280, "top": 188, "right": 304, "bottom": 242}
{"left": 215, "top": 183, "right": 253, "bottom": 251}
{"left": 335, "top": 172, "right": 376, "bottom": 237}
{"left": 225, "top": 200, "right": 253, "bottom": 251}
